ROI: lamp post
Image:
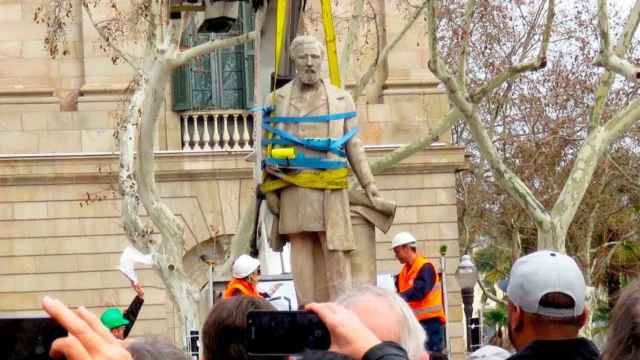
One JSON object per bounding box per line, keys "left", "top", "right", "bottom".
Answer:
{"left": 455, "top": 254, "right": 478, "bottom": 353}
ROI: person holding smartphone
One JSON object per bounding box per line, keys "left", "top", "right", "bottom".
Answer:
{"left": 41, "top": 296, "right": 410, "bottom": 360}
{"left": 100, "top": 281, "right": 145, "bottom": 339}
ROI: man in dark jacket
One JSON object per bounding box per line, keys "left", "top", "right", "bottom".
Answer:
{"left": 503, "top": 251, "right": 599, "bottom": 360}
{"left": 100, "top": 282, "right": 145, "bottom": 339}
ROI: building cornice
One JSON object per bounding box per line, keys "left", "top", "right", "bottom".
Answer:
{"left": 0, "top": 145, "right": 467, "bottom": 186}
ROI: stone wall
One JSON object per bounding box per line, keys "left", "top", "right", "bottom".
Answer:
{"left": 0, "top": 152, "right": 254, "bottom": 339}
{"left": 0, "top": 146, "right": 467, "bottom": 356}
{"left": 0, "top": 0, "right": 469, "bottom": 358}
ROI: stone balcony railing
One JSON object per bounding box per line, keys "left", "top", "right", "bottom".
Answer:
{"left": 180, "top": 110, "right": 254, "bottom": 151}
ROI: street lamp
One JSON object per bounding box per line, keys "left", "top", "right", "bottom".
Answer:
{"left": 455, "top": 254, "right": 478, "bottom": 352}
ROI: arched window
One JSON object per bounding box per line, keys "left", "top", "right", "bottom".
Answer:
{"left": 172, "top": 3, "right": 255, "bottom": 111}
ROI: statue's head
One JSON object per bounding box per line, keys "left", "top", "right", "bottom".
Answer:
{"left": 290, "top": 35, "right": 324, "bottom": 85}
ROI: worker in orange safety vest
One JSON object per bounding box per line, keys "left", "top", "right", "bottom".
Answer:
{"left": 392, "top": 232, "right": 446, "bottom": 353}
{"left": 223, "top": 255, "right": 265, "bottom": 299}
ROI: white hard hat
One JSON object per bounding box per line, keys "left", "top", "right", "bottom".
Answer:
{"left": 232, "top": 254, "right": 261, "bottom": 279}
{"left": 390, "top": 232, "right": 417, "bottom": 249}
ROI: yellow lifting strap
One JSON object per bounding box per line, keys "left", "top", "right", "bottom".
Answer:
{"left": 261, "top": 168, "right": 349, "bottom": 193}
{"left": 321, "top": 0, "right": 341, "bottom": 87}
{"left": 274, "top": 0, "right": 288, "bottom": 95}
{"left": 261, "top": 0, "right": 345, "bottom": 193}
{"left": 268, "top": 0, "right": 289, "bottom": 158}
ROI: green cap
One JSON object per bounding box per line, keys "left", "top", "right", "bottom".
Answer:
{"left": 100, "top": 308, "right": 130, "bottom": 329}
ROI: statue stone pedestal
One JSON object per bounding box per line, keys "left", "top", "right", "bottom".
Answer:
{"left": 350, "top": 213, "right": 377, "bottom": 288}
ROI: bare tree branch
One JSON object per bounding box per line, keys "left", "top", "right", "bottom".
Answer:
{"left": 340, "top": 0, "right": 366, "bottom": 85}
{"left": 351, "top": 0, "right": 428, "bottom": 101}
{"left": 367, "top": 108, "right": 461, "bottom": 175}
{"left": 469, "top": 0, "right": 554, "bottom": 103}
{"left": 81, "top": 1, "right": 139, "bottom": 69}
{"left": 597, "top": 0, "right": 611, "bottom": 54}
{"left": 547, "top": 0, "right": 640, "bottom": 249}
{"left": 590, "top": 0, "right": 640, "bottom": 129}
{"left": 616, "top": 0, "right": 640, "bottom": 53}
{"left": 595, "top": 0, "right": 640, "bottom": 80}
{"left": 217, "top": 5, "right": 268, "bottom": 277}
{"left": 596, "top": 53, "right": 640, "bottom": 80}
{"left": 118, "top": 76, "right": 151, "bottom": 252}
{"left": 478, "top": 279, "right": 507, "bottom": 306}
{"left": 426, "top": 0, "right": 553, "bottom": 234}
{"left": 607, "top": 154, "right": 640, "bottom": 193}
{"left": 457, "top": 0, "right": 477, "bottom": 87}
{"left": 602, "top": 97, "right": 640, "bottom": 143}
{"left": 173, "top": 31, "right": 256, "bottom": 68}
{"left": 177, "top": 12, "right": 192, "bottom": 48}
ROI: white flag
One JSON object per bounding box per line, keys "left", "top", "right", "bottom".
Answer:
{"left": 119, "top": 246, "right": 153, "bottom": 284}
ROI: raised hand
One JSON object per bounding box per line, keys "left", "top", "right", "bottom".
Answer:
{"left": 42, "top": 296, "right": 132, "bottom": 360}
{"left": 131, "top": 282, "right": 145, "bottom": 299}
{"left": 306, "top": 302, "right": 381, "bottom": 360}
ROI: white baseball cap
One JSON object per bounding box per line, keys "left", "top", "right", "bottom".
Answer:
{"left": 504, "top": 250, "right": 586, "bottom": 317}
{"left": 390, "top": 232, "right": 417, "bottom": 249}
{"left": 467, "top": 345, "right": 511, "bottom": 360}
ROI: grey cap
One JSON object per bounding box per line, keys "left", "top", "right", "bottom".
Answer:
{"left": 467, "top": 345, "right": 511, "bottom": 360}
{"left": 506, "top": 250, "right": 586, "bottom": 317}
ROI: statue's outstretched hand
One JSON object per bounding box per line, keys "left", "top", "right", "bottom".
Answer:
{"left": 365, "top": 183, "right": 382, "bottom": 205}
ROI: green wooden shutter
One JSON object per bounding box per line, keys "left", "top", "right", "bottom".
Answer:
{"left": 172, "top": 5, "right": 255, "bottom": 111}
{"left": 191, "top": 32, "right": 215, "bottom": 109}
{"left": 172, "top": 64, "right": 192, "bottom": 111}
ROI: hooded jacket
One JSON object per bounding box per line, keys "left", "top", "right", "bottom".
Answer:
{"left": 506, "top": 338, "right": 599, "bottom": 360}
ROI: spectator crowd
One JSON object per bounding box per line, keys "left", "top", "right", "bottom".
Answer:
{"left": 27, "top": 239, "right": 640, "bottom": 360}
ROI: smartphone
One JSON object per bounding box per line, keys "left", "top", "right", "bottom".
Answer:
{"left": 247, "top": 310, "right": 331, "bottom": 356}
{"left": 0, "top": 315, "right": 67, "bottom": 360}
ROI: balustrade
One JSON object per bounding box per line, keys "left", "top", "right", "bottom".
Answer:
{"left": 179, "top": 111, "right": 254, "bottom": 151}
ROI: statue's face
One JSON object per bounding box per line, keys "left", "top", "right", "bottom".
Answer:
{"left": 293, "top": 43, "right": 322, "bottom": 85}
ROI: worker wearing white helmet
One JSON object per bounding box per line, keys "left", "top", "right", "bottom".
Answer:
{"left": 391, "top": 232, "right": 446, "bottom": 353}
{"left": 223, "top": 255, "right": 264, "bottom": 299}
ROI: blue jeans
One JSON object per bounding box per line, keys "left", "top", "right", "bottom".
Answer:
{"left": 420, "top": 318, "right": 444, "bottom": 352}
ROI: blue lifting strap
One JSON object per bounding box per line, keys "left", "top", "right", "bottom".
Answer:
{"left": 264, "top": 155, "right": 347, "bottom": 169}
{"left": 270, "top": 111, "right": 356, "bottom": 123}
{"left": 261, "top": 124, "right": 358, "bottom": 157}
{"left": 249, "top": 106, "right": 273, "bottom": 114}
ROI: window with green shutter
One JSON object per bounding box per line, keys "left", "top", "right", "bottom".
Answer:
{"left": 171, "top": 3, "right": 255, "bottom": 111}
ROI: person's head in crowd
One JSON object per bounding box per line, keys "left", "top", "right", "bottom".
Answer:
{"left": 391, "top": 232, "right": 418, "bottom": 265}
{"left": 466, "top": 345, "right": 510, "bottom": 360}
{"left": 336, "top": 285, "right": 427, "bottom": 360}
{"left": 601, "top": 279, "right": 640, "bottom": 360}
{"left": 126, "top": 337, "right": 186, "bottom": 360}
{"left": 232, "top": 254, "right": 261, "bottom": 285}
{"left": 201, "top": 296, "right": 282, "bottom": 360}
{"left": 428, "top": 352, "right": 448, "bottom": 360}
{"left": 503, "top": 250, "right": 589, "bottom": 350}
{"left": 100, "top": 307, "right": 130, "bottom": 339}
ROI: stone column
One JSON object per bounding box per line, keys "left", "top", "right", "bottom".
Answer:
{"left": 49, "top": 0, "right": 85, "bottom": 111}
{"left": 382, "top": 0, "right": 436, "bottom": 86}
{"left": 379, "top": 0, "right": 450, "bottom": 144}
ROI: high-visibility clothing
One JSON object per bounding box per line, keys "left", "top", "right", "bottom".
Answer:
{"left": 223, "top": 278, "right": 262, "bottom": 299}
{"left": 397, "top": 255, "right": 446, "bottom": 323}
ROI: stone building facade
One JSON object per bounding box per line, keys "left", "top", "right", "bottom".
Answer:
{"left": 0, "top": 0, "right": 468, "bottom": 358}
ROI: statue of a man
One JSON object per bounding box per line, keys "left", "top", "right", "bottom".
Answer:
{"left": 262, "top": 35, "right": 387, "bottom": 305}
